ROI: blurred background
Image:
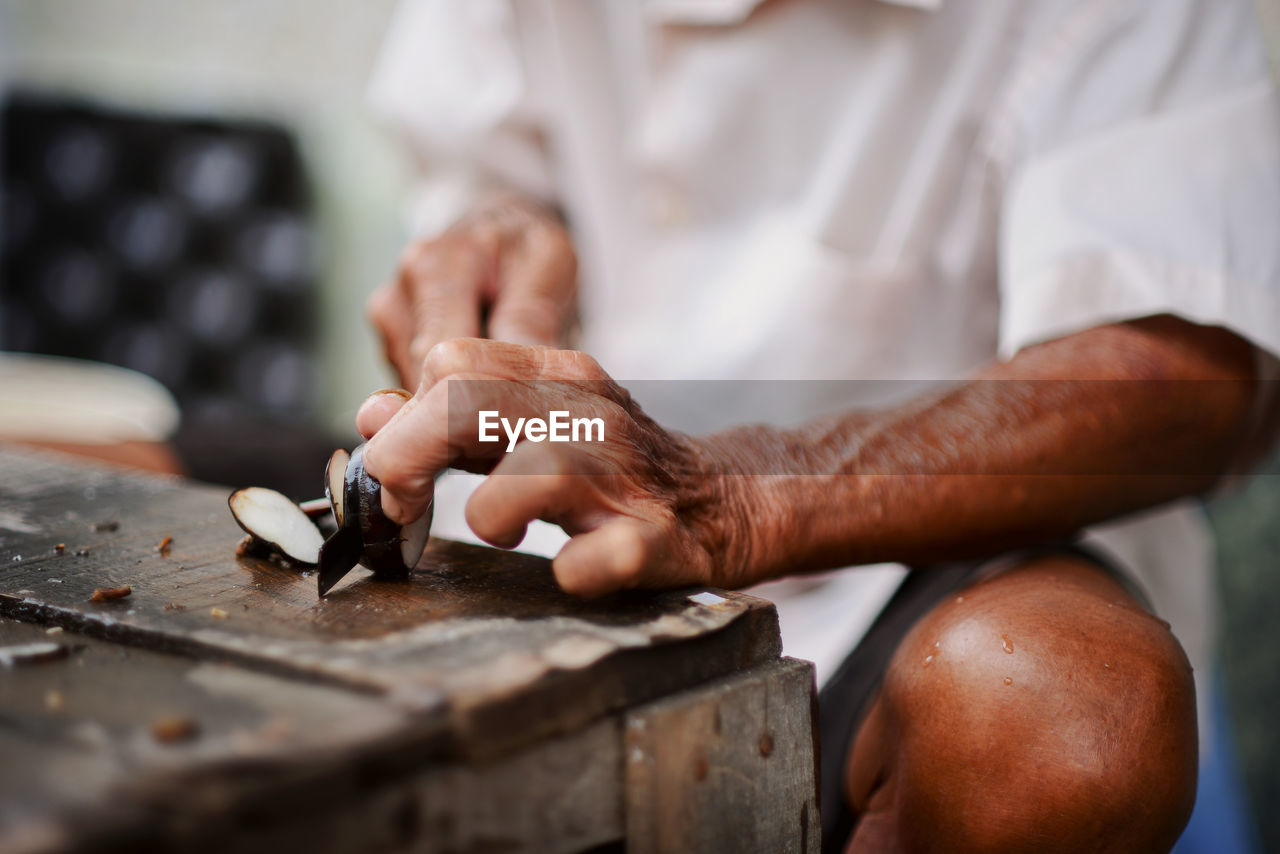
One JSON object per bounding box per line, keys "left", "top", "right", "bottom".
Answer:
{"left": 0, "top": 1, "right": 1278, "bottom": 849}
{"left": 0, "top": 0, "right": 409, "bottom": 492}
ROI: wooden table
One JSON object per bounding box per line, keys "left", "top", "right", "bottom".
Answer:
{"left": 0, "top": 447, "right": 819, "bottom": 853}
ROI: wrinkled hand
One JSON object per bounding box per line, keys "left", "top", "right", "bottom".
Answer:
{"left": 368, "top": 194, "right": 578, "bottom": 390}
{"left": 356, "top": 339, "right": 752, "bottom": 597}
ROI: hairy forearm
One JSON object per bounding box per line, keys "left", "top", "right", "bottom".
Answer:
{"left": 705, "top": 316, "right": 1257, "bottom": 586}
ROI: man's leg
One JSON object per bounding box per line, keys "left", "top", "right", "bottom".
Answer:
{"left": 842, "top": 556, "right": 1198, "bottom": 853}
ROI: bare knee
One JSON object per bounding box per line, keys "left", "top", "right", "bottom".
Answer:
{"left": 847, "top": 557, "right": 1197, "bottom": 853}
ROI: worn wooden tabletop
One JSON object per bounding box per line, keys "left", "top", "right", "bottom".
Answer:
{"left": 0, "top": 445, "right": 813, "bottom": 853}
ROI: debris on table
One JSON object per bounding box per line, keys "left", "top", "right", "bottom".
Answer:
{"left": 53, "top": 543, "right": 65, "bottom": 555}
{"left": 89, "top": 586, "right": 132, "bottom": 603}
{"left": 210, "top": 607, "right": 229, "bottom": 619}
{"left": 150, "top": 716, "right": 200, "bottom": 744}
{"left": 156, "top": 535, "right": 173, "bottom": 557}
{"left": 91, "top": 521, "right": 120, "bottom": 533}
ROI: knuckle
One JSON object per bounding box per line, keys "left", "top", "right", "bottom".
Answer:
{"left": 566, "top": 350, "right": 606, "bottom": 380}
{"left": 530, "top": 231, "right": 577, "bottom": 281}
{"left": 367, "top": 285, "right": 394, "bottom": 324}
{"left": 401, "top": 235, "right": 475, "bottom": 279}
{"left": 424, "top": 338, "right": 477, "bottom": 379}
{"left": 442, "top": 229, "right": 493, "bottom": 264}
{"left": 397, "top": 240, "right": 432, "bottom": 274}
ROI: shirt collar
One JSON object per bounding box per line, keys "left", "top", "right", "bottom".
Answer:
{"left": 647, "top": 0, "right": 942, "bottom": 27}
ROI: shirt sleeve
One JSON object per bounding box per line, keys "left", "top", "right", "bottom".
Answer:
{"left": 996, "top": 0, "right": 1280, "bottom": 363}
{"left": 366, "top": 0, "right": 557, "bottom": 236}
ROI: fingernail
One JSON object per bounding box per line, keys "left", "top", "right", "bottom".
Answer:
{"left": 356, "top": 393, "right": 409, "bottom": 439}
{"left": 372, "top": 387, "right": 412, "bottom": 400}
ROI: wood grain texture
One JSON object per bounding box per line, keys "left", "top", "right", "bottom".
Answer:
{"left": 0, "top": 616, "right": 413, "bottom": 853}
{"left": 0, "top": 446, "right": 800, "bottom": 851}
{"left": 624, "top": 657, "right": 820, "bottom": 854}
{"left": 0, "top": 446, "right": 781, "bottom": 761}
{"left": 0, "top": 617, "right": 625, "bottom": 854}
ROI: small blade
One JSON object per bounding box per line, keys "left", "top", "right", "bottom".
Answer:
{"left": 317, "top": 526, "right": 364, "bottom": 597}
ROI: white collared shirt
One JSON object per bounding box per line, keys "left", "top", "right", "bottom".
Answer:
{"left": 368, "top": 0, "right": 1280, "bottom": 728}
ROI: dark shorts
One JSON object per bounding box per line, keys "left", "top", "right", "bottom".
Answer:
{"left": 817, "top": 542, "right": 1147, "bottom": 853}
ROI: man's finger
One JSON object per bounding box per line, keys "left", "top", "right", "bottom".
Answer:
{"left": 487, "top": 238, "right": 576, "bottom": 346}
{"left": 356, "top": 388, "right": 412, "bottom": 439}
{"left": 465, "top": 442, "right": 602, "bottom": 549}
{"left": 417, "top": 339, "right": 630, "bottom": 413}
{"left": 361, "top": 383, "right": 447, "bottom": 525}
{"left": 551, "top": 517, "right": 652, "bottom": 598}
{"left": 487, "top": 290, "right": 568, "bottom": 348}
{"left": 419, "top": 338, "right": 551, "bottom": 391}
{"left": 404, "top": 236, "right": 492, "bottom": 369}
{"left": 367, "top": 283, "right": 417, "bottom": 388}
{"left": 363, "top": 372, "right": 570, "bottom": 524}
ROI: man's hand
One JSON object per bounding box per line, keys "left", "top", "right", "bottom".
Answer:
{"left": 356, "top": 339, "right": 751, "bottom": 597}
{"left": 368, "top": 195, "right": 578, "bottom": 390}
{"left": 356, "top": 315, "right": 1258, "bottom": 599}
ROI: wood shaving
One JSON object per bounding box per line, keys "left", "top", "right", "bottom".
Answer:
{"left": 156, "top": 536, "right": 173, "bottom": 557}
{"left": 90, "top": 586, "right": 132, "bottom": 603}
{"left": 210, "top": 607, "right": 229, "bottom": 619}
{"left": 150, "top": 716, "right": 200, "bottom": 744}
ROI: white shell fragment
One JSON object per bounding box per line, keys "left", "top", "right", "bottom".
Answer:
{"left": 326, "top": 448, "right": 349, "bottom": 527}
{"left": 228, "top": 487, "right": 325, "bottom": 565}
{"left": 399, "top": 511, "right": 431, "bottom": 570}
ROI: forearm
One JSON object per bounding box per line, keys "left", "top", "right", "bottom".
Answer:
{"left": 707, "top": 316, "right": 1257, "bottom": 585}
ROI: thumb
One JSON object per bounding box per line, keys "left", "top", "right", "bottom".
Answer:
{"left": 355, "top": 388, "right": 411, "bottom": 439}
